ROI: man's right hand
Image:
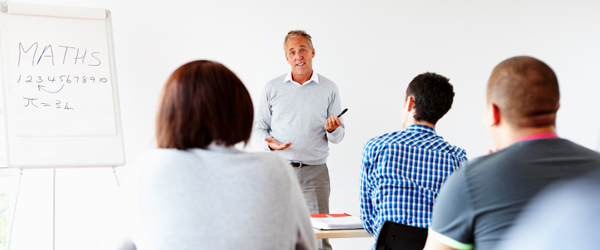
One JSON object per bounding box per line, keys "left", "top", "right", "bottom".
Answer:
{"left": 265, "top": 137, "right": 292, "bottom": 151}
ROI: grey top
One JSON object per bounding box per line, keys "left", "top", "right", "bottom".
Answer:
{"left": 429, "top": 138, "right": 600, "bottom": 250}
{"left": 254, "top": 71, "right": 345, "bottom": 165}
{"left": 496, "top": 169, "right": 600, "bottom": 250}
{"left": 97, "top": 145, "right": 316, "bottom": 250}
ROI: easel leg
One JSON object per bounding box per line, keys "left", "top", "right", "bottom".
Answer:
{"left": 6, "top": 168, "right": 23, "bottom": 250}
{"left": 112, "top": 167, "right": 120, "bottom": 188}
{"left": 53, "top": 168, "right": 56, "bottom": 250}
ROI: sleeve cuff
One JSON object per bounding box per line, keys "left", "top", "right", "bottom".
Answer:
{"left": 326, "top": 126, "right": 344, "bottom": 143}
{"left": 262, "top": 139, "right": 273, "bottom": 151}
{"left": 428, "top": 229, "right": 474, "bottom": 250}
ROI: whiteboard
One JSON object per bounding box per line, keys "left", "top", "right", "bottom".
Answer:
{"left": 0, "top": 3, "right": 125, "bottom": 168}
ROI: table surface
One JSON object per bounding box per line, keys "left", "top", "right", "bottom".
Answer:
{"left": 313, "top": 228, "right": 372, "bottom": 239}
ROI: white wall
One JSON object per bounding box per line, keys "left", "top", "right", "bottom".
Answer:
{"left": 5, "top": 0, "right": 600, "bottom": 249}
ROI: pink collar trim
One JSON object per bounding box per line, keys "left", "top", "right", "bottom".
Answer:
{"left": 516, "top": 133, "right": 559, "bottom": 142}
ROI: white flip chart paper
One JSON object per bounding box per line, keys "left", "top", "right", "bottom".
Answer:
{"left": 6, "top": 9, "right": 116, "bottom": 136}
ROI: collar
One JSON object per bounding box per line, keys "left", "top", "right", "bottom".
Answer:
{"left": 404, "top": 124, "right": 436, "bottom": 135}
{"left": 515, "top": 133, "right": 559, "bottom": 143}
{"left": 284, "top": 70, "right": 319, "bottom": 85}
{"left": 206, "top": 142, "right": 241, "bottom": 154}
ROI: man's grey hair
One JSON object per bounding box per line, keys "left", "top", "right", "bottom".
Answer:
{"left": 283, "top": 30, "right": 313, "bottom": 53}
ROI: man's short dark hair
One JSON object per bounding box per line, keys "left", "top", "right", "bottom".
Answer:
{"left": 487, "top": 56, "right": 559, "bottom": 128}
{"left": 406, "top": 72, "right": 455, "bottom": 125}
{"left": 156, "top": 60, "right": 254, "bottom": 149}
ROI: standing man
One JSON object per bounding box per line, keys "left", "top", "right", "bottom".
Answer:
{"left": 255, "top": 30, "right": 344, "bottom": 250}
{"left": 360, "top": 72, "right": 467, "bottom": 249}
{"left": 423, "top": 56, "right": 600, "bottom": 250}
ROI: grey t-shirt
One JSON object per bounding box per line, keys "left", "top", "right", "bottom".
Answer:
{"left": 429, "top": 138, "right": 600, "bottom": 250}
{"left": 496, "top": 168, "right": 600, "bottom": 250}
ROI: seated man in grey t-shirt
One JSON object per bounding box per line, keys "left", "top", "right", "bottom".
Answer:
{"left": 423, "top": 56, "right": 600, "bottom": 250}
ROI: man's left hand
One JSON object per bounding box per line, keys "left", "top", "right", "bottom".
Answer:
{"left": 325, "top": 115, "right": 341, "bottom": 133}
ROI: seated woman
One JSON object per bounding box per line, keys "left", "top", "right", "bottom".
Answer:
{"left": 98, "top": 60, "right": 316, "bottom": 250}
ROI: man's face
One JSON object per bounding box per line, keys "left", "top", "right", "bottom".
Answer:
{"left": 285, "top": 36, "right": 315, "bottom": 77}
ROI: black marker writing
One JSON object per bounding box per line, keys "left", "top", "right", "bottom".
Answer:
{"left": 37, "top": 45, "right": 55, "bottom": 66}
{"left": 74, "top": 48, "right": 86, "bottom": 65}
{"left": 23, "top": 97, "right": 38, "bottom": 107}
{"left": 18, "top": 42, "right": 38, "bottom": 67}
{"left": 59, "top": 45, "right": 75, "bottom": 64}
{"left": 88, "top": 52, "right": 101, "bottom": 66}
{"left": 19, "top": 43, "right": 101, "bottom": 67}
{"left": 64, "top": 102, "right": 73, "bottom": 110}
{"left": 38, "top": 84, "right": 64, "bottom": 94}
{"left": 25, "top": 99, "right": 73, "bottom": 110}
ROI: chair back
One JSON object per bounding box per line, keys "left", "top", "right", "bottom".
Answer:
{"left": 375, "top": 221, "right": 428, "bottom": 250}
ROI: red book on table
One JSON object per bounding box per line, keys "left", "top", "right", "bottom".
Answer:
{"left": 311, "top": 213, "right": 352, "bottom": 218}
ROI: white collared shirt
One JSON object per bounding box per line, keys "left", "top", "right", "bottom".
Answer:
{"left": 283, "top": 70, "right": 320, "bottom": 86}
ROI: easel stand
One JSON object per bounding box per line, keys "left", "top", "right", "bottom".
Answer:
{"left": 0, "top": 3, "right": 125, "bottom": 249}
{"left": 5, "top": 167, "right": 121, "bottom": 250}
{"left": 5, "top": 168, "right": 21, "bottom": 250}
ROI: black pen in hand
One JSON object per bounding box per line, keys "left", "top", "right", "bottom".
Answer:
{"left": 338, "top": 108, "right": 348, "bottom": 118}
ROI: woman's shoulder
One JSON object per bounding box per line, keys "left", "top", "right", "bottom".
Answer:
{"left": 136, "top": 148, "right": 291, "bottom": 176}
{"left": 232, "top": 151, "right": 294, "bottom": 176}
{"left": 138, "top": 148, "right": 196, "bottom": 162}
{"left": 230, "top": 151, "right": 292, "bottom": 173}
{"left": 241, "top": 151, "right": 288, "bottom": 164}
{"left": 140, "top": 147, "right": 282, "bottom": 159}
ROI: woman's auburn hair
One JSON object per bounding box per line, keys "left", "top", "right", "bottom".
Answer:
{"left": 156, "top": 60, "right": 254, "bottom": 149}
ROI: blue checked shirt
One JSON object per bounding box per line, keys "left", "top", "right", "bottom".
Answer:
{"left": 360, "top": 125, "right": 467, "bottom": 237}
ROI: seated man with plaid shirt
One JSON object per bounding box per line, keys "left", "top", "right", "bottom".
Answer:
{"left": 360, "top": 72, "right": 467, "bottom": 248}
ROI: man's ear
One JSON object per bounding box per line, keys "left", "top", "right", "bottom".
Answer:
{"left": 488, "top": 103, "right": 501, "bottom": 127}
{"left": 405, "top": 96, "right": 415, "bottom": 112}
{"left": 556, "top": 103, "right": 560, "bottom": 112}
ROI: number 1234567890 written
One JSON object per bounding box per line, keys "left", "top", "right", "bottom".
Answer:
{"left": 16, "top": 75, "right": 108, "bottom": 84}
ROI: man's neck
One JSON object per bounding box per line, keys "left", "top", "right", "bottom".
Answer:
{"left": 404, "top": 120, "right": 435, "bottom": 130}
{"left": 497, "top": 125, "right": 557, "bottom": 150}
{"left": 291, "top": 70, "right": 313, "bottom": 85}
